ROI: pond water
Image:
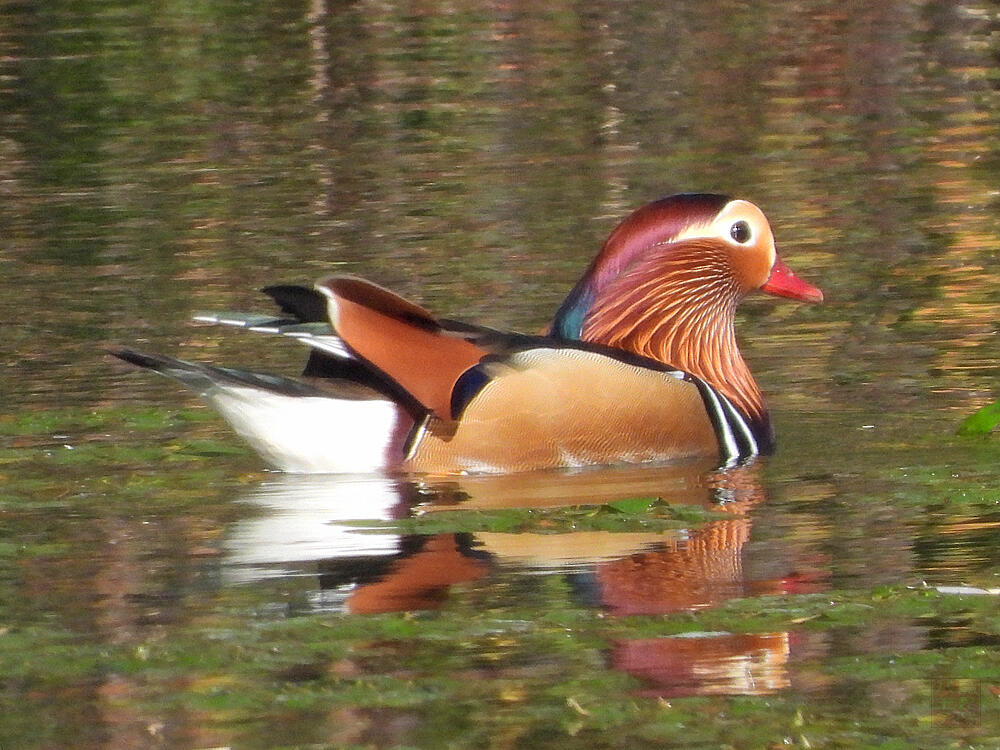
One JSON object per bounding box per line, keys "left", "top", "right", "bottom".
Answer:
{"left": 3, "top": 1, "right": 1000, "bottom": 747}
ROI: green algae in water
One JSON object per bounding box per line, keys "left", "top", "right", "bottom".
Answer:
{"left": 361, "top": 498, "right": 724, "bottom": 537}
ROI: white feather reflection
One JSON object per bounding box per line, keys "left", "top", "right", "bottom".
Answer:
{"left": 223, "top": 474, "right": 408, "bottom": 584}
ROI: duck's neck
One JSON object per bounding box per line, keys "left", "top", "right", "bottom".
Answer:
{"left": 578, "top": 242, "right": 768, "bottom": 427}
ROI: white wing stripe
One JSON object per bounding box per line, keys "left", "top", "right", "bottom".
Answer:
{"left": 698, "top": 383, "right": 740, "bottom": 466}
{"left": 686, "top": 374, "right": 758, "bottom": 467}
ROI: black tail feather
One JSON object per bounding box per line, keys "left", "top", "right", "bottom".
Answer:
{"left": 108, "top": 347, "right": 327, "bottom": 398}
{"left": 262, "top": 284, "right": 329, "bottom": 323}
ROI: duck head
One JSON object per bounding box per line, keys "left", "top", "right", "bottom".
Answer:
{"left": 551, "top": 194, "right": 822, "bottom": 427}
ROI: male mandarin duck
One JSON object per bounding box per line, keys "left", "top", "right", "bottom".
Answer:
{"left": 112, "top": 193, "right": 822, "bottom": 475}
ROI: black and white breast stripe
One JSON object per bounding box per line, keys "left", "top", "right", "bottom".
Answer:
{"left": 685, "top": 375, "right": 760, "bottom": 467}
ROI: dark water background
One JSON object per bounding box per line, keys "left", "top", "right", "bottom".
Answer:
{"left": 3, "top": 1, "right": 1000, "bottom": 747}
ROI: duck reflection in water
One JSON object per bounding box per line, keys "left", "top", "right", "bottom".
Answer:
{"left": 223, "top": 460, "right": 827, "bottom": 697}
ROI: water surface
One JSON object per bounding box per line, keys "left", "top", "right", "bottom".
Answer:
{"left": 3, "top": 1, "right": 1000, "bottom": 747}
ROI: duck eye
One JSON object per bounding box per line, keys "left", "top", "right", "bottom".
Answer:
{"left": 730, "top": 220, "right": 752, "bottom": 244}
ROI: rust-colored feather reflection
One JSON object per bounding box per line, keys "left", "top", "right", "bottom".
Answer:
{"left": 612, "top": 632, "right": 791, "bottom": 697}
{"left": 590, "top": 464, "right": 799, "bottom": 696}
{"left": 344, "top": 534, "right": 488, "bottom": 614}
{"left": 593, "top": 463, "right": 766, "bottom": 616}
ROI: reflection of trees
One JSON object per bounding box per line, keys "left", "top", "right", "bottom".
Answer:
{"left": 5, "top": 0, "right": 999, "bottom": 414}
{"left": 11, "top": 506, "right": 231, "bottom": 747}
{"left": 752, "top": 1, "right": 1000, "bottom": 412}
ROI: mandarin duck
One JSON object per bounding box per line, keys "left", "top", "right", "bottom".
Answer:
{"left": 112, "top": 194, "right": 822, "bottom": 474}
